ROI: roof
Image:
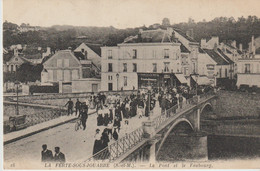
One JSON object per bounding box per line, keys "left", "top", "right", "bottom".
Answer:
{"left": 74, "top": 51, "right": 86, "bottom": 60}
{"left": 23, "top": 53, "right": 42, "bottom": 59}
{"left": 123, "top": 29, "right": 172, "bottom": 43}
{"left": 217, "top": 48, "right": 234, "bottom": 64}
{"left": 173, "top": 28, "right": 197, "bottom": 43}
{"left": 199, "top": 47, "right": 205, "bottom": 53}
{"left": 180, "top": 43, "right": 190, "bottom": 53}
{"left": 203, "top": 49, "right": 229, "bottom": 65}
{"left": 86, "top": 44, "right": 101, "bottom": 56}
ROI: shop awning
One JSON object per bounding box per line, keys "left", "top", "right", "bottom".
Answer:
{"left": 175, "top": 73, "right": 188, "bottom": 84}
{"left": 192, "top": 75, "right": 212, "bottom": 85}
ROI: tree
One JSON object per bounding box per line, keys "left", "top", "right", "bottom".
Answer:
{"left": 162, "top": 18, "right": 170, "bottom": 27}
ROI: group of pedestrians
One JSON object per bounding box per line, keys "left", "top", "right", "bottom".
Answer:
{"left": 41, "top": 144, "right": 65, "bottom": 163}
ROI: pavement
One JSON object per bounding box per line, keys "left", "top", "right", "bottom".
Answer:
{"left": 3, "top": 102, "right": 162, "bottom": 169}
{"left": 4, "top": 108, "right": 97, "bottom": 145}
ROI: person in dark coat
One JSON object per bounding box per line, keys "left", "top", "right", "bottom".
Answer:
{"left": 113, "top": 116, "right": 121, "bottom": 132}
{"left": 41, "top": 144, "right": 53, "bottom": 162}
{"left": 97, "top": 108, "right": 104, "bottom": 126}
{"left": 115, "top": 105, "right": 122, "bottom": 121}
{"left": 112, "top": 128, "right": 118, "bottom": 140}
{"left": 75, "top": 99, "right": 81, "bottom": 116}
{"left": 53, "top": 147, "right": 65, "bottom": 162}
{"left": 101, "top": 129, "right": 110, "bottom": 159}
{"left": 103, "top": 106, "right": 109, "bottom": 126}
{"left": 108, "top": 104, "right": 114, "bottom": 123}
{"left": 65, "top": 98, "right": 73, "bottom": 115}
{"left": 80, "top": 103, "right": 88, "bottom": 130}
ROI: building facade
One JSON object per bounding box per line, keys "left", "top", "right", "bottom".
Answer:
{"left": 101, "top": 28, "right": 200, "bottom": 91}
{"left": 41, "top": 49, "right": 101, "bottom": 93}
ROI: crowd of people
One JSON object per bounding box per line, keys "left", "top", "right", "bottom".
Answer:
{"left": 62, "top": 84, "right": 214, "bottom": 159}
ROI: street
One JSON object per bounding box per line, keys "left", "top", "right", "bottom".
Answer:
{"left": 4, "top": 103, "right": 161, "bottom": 167}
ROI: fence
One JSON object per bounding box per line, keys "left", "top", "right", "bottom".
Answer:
{"left": 25, "top": 107, "right": 66, "bottom": 127}
{"left": 85, "top": 126, "right": 144, "bottom": 162}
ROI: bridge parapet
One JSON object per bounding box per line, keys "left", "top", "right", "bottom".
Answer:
{"left": 85, "top": 92, "right": 216, "bottom": 163}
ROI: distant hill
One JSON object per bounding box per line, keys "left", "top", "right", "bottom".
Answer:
{"left": 3, "top": 16, "right": 260, "bottom": 51}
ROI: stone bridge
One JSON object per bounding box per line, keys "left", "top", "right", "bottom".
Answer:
{"left": 86, "top": 92, "right": 217, "bottom": 163}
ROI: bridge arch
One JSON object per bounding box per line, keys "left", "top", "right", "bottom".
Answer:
{"left": 200, "top": 102, "right": 213, "bottom": 117}
{"left": 156, "top": 118, "right": 194, "bottom": 157}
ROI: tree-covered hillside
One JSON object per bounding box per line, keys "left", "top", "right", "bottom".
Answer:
{"left": 3, "top": 16, "right": 260, "bottom": 51}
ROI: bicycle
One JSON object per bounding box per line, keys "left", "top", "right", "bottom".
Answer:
{"left": 75, "top": 118, "right": 82, "bottom": 131}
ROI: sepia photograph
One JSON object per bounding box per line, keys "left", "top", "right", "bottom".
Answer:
{"left": 1, "top": 0, "right": 260, "bottom": 170}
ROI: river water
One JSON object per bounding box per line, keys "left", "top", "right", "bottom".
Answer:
{"left": 157, "top": 131, "right": 260, "bottom": 161}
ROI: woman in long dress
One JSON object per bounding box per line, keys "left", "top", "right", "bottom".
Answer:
{"left": 93, "top": 129, "right": 102, "bottom": 158}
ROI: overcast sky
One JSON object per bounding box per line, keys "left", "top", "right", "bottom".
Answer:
{"left": 3, "top": 0, "right": 260, "bottom": 29}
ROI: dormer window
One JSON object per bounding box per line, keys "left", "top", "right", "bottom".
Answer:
{"left": 81, "top": 48, "right": 85, "bottom": 53}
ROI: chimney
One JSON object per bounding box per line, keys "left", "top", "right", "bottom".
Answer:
{"left": 231, "top": 40, "right": 236, "bottom": 48}
{"left": 47, "top": 47, "right": 51, "bottom": 55}
{"left": 239, "top": 43, "right": 243, "bottom": 51}
{"left": 14, "top": 48, "right": 18, "bottom": 56}
{"left": 139, "top": 29, "right": 143, "bottom": 33}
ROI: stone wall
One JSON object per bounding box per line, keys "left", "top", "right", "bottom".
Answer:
{"left": 215, "top": 91, "right": 260, "bottom": 118}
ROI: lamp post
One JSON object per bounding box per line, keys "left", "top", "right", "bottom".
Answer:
{"left": 116, "top": 73, "right": 119, "bottom": 91}
{"left": 147, "top": 85, "right": 152, "bottom": 120}
{"left": 14, "top": 80, "right": 19, "bottom": 115}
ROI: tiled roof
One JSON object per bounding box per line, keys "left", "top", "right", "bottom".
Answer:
{"left": 173, "top": 28, "right": 197, "bottom": 43}
{"left": 203, "top": 49, "right": 229, "bottom": 65}
{"left": 123, "top": 29, "right": 171, "bottom": 43}
{"left": 217, "top": 48, "right": 234, "bottom": 64}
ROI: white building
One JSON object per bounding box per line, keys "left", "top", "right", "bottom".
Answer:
{"left": 236, "top": 56, "right": 260, "bottom": 88}
{"left": 101, "top": 28, "right": 200, "bottom": 91}
{"left": 41, "top": 49, "right": 101, "bottom": 93}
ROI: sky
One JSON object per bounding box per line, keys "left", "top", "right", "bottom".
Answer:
{"left": 3, "top": 0, "right": 260, "bottom": 29}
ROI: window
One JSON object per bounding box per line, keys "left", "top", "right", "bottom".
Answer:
{"left": 225, "top": 68, "right": 228, "bottom": 77}
{"left": 72, "top": 70, "right": 78, "bottom": 80}
{"left": 133, "top": 49, "right": 137, "bottom": 59}
{"left": 124, "top": 76, "right": 127, "bottom": 86}
{"left": 108, "top": 50, "right": 112, "bottom": 59}
{"left": 219, "top": 68, "right": 222, "bottom": 78}
{"left": 57, "top": 59, "right": 63, "bottom": 67}
{"left": 15, "top": 58, "right": 18, "bottom": 61}
{"left": 164, "top": 62, "right": 170, "bottom": 72}
{"left": 153, "top": 50, "right": 156, "bottom": 58}
{"left": 245, "top": 64, "right": 250, "bottom": 73}
{"left": 64, "top": 70, "right": 71, "bottom": 82}
{"left": 108, "top": 75, "right": 113, "bottom": 80}
{"left": 206, "top": 64, "right": 215, "bottom": 70}
{"left": 133, "top": 63, "right": 137, "bottom": 72}
{"left": 81, "top": 48, "right": 85, "bottom": 53}
{"left": 108, "top": 63, "right": 113, "bottom": 72}
{"left": 123, "top": 63, "right": 127, "bottom": 72}
{"left": 164, "top": 49, "right": 169, "bottom": 58}
{"left": 108, "top": 83, "right": 113, "bottom": 91}
{"left": 48, "top": 70, "right": 53, "bottom": 81}
{"left": 10, "top": 65, "right": 13, "bottom": 72}
{"left": 57, "top": 70, "right": 63, "bottom": 81}
{"left": 153, "top": 63, "right": 157, "bottom": 72}
{"left": 64, "top": 59, "right": 69, "bottom": 67}
{"left": 193, "top": 63, "right": 196, "bottom": 74}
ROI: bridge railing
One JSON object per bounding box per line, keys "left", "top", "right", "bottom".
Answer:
{"left": 153, "top": 92, "right": 215, "bottom": 131}
{"left": 85, "top": 126, "right": 144, "bottom": 162}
